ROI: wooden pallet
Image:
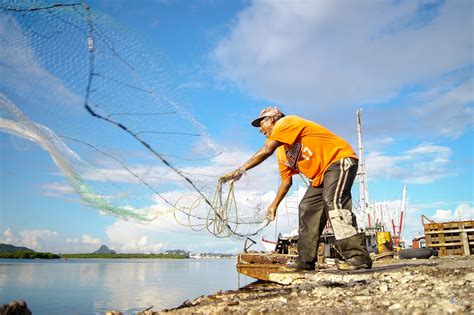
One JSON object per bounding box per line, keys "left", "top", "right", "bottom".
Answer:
{"left": 424, "top": 220, "right": 474, "bottom": 256}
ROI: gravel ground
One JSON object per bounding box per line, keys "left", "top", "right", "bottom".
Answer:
{"left": 154, "top": 256, "right": 473, "bottom": 315}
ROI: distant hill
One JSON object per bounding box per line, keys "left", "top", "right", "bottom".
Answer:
{"left": 163, "top": 249, "right": 190, "bottom": 257}
{"left": 0, "top": 243, "right": 35, "bottom": 253}
{"left": 92, "top": 245, "right": 116, "bottom": 254}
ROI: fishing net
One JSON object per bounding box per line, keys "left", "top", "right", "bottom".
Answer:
{"left": 0, "top": 1, "right": 270, "bottom": 238}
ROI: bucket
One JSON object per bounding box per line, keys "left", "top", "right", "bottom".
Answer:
{"left": 377, "top": 231, "right": 393, "bottom": 253}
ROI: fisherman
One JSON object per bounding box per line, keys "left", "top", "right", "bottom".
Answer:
{"left": 223, "top": 107, "right": 372, "bottom": 271}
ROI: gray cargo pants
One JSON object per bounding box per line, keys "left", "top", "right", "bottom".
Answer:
{"left": 297, "top": 157, "right": 370, "bottom": 264}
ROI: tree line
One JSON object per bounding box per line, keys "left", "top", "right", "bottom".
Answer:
{"left": 0, "top": 251, "right": 190, "bottom": 259}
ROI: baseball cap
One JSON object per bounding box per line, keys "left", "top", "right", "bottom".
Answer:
{"left": 251, "top": 107, "right": 285, "bottom": 127}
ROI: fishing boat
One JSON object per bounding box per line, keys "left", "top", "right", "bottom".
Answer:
{"left": 237, "top": 232, "right": 298, "bottom": 281}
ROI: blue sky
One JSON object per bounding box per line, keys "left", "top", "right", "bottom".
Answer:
{"left": 0, "top": 0, "right": 473, "bottom": 254}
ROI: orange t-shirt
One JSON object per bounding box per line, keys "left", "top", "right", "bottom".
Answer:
{"left": 268, "top": 115, "right": 357, "bottom": 186}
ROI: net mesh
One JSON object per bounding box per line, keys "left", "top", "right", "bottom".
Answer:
{"left": 0, "top": 1, "right": 270, "bottom": 239}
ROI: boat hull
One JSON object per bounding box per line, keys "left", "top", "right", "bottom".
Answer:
{"left": 236, "top": 252, "right": 297, "bottom": 281}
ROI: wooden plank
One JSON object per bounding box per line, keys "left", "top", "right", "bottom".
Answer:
{"left": 444, "top": 236, "right": 461, "bottom": 242}
{"left": 425, "top": 228, "right": 474, "bottom": 234}
{"left": 426, "top": 237, "right": 462, "bottom": 244}
{"left": 428, "top": 242, "right": 464, "bottom": 247}
{"left": 462, "top": 232, "right": 471, "bottom": 256}
{"left": 424, "top": 220, "right": 474, "bottom": 230}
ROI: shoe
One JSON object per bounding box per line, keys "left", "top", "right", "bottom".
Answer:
{"left": 286, "top": 259, "right": 315, "bottom": 271}
{"left": 337, "top": 256, "right": 372, "bottom": 271}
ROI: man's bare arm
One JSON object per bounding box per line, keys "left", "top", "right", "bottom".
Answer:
{"left": 223, "top": 139, "right": 281, "bottom": 182}
{"left": 241, "top": 139, "right": 281, "bottom": 172}
{"left": 267, "top": 176, "right": 293, "bottom": 221}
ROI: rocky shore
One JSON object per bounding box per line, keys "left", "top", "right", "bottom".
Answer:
{"left": 155, "top": 256, "right": 473, "bottom": 314}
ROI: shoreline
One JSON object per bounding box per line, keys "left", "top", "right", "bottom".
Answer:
{"left": 0, "top": 253, "right": 189, "bottom": 260}
{"left": 155, "top": 256, "right": 473, "bottom": 314}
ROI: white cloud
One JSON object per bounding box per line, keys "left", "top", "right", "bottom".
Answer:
{"left": 81, "top": 234, "right": 101, "bottom": 245}
{"left": 355, "top": 71, "right": 473, "bottom": 143}
{"left": 432, "top": 203, "right": 474, "bottom": 222}
{"left": 105, "top": 216, "right": 259, "bottom": 254}
{"left": 456, "top": 203, "right": 474, "bottom": 219}
{"left": 1, "top": 228, "right": 59, "bottom": 251}
{"left": 365, "top": 143, "right": 453, "bottom": 184}
{"left": 400, "top": 204, "right": 425, "bottom": 243}
{"left": 364, "top": 137, "right": 396, "bottom": 151}
{"left": 105, "top": 220, "right": 168, "bottom": 253}
{"left": 1, "top": 229, "right": 106, "bottom": 253}
{"left": 2, "top": 228, "right": 22, "bottom": 246}
{"left": 40, "top": 182, "right": 76, "bottom": 198}
{"left": 411, "top": 78, "right": 474, "bottom": 138}
{"left": 432, "top": 209, "right": 453, "bottom": 222}
{"left": 212, "top": 1, "right": 473, "bottom": 140}
{"left": 213, "top": 1, "right": 471, "bottom": 108}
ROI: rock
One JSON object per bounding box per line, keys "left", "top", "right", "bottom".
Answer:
{"left": 465, "top": 273, "right": 474, "bottom": 282}
{"left": 388, "top": 303, "right": 401, "bottom": 311}
{"left": 378, "top": 283, "right": 389, "bottom": 293}
{"left": 268, "top": 272, "right": 304, "bottom": 285}
{"left": 0, "top": 300, "right": 32, "bottom": 315}
{"left": 354, "top": 296, "right": 372, "bottom": 303}
{"left": 400, "top": 277, "right": 411, "bottom": 284}
{"left": 380, "top": 300, "right": 391, "bottom": 307}
{"left": 455, "top": 280, "right": 465, "bottom": 286}
{"left": 227, "top": 298, "right": 240, "bottom": 306}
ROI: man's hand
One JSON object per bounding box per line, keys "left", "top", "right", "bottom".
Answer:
{"left": 267, "top": 205, "right": 277, "bottom": 221}
{"left": 220, "top": 168, "right": 245, "bottom": 183}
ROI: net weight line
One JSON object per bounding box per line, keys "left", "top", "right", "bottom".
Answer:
{"left": 80, "top": 4, "right": 271, "bottom": 238}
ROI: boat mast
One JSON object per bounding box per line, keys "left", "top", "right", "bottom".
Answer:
{"left": 357, "top": 109, "right": 370, "bottom": 227}
{"left": 399, "top": 184, "right": 407, "bottom": 246}
{"left": 392, "top": 184, "right": 407, "bottom": 248}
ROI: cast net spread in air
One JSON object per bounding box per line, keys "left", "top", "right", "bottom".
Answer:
{"left": 0, "top": 1, "right": 270, "bottom": 238}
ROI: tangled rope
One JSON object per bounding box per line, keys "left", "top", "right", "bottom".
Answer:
{"left": 173, "top": 177, "right": 270, "bottom": 239}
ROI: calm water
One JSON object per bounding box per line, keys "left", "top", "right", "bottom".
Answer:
{"left": 0, "top": 258, "right": 253, "bottom": 314}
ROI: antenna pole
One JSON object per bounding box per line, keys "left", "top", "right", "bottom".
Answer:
{"left": 399, "top": 184, "right": 407, "bottom": 246}
{"left": 357, "top": 109, "right": 370, "bottom": 227}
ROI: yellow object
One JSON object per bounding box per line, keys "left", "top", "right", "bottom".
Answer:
{"left": 377, "top": 231, "right": 393, "bottom": 253}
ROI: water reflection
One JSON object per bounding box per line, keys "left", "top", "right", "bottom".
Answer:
{"left": 0, "top": 259, "right": 251, "bottom": 313}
